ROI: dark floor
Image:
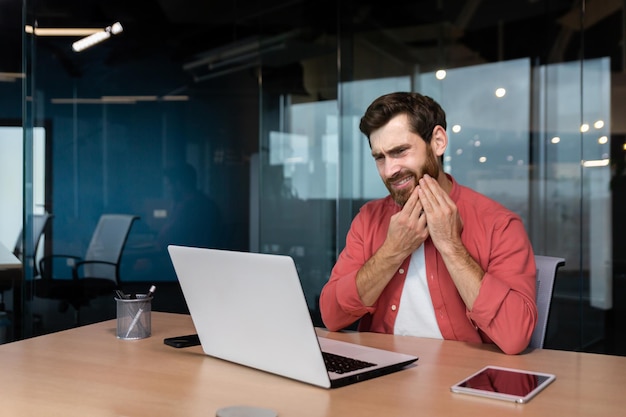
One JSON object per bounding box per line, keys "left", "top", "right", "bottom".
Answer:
{"left": 8, "top": 273, "right": 626, "bottom": 356}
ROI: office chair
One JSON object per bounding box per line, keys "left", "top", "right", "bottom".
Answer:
{"left": 35, "top": 214, "right": 138, "bottom": 325}
{"left": 0, "top": 213, "right": 53, "bottom": 311}
{"left": 529, "top": 255, "right": 566, "bottom": 349}
{"left": 13, "top": 213, "right": 53, "bottom": 275}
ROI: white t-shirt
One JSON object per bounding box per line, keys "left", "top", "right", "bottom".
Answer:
{"left": 394, "top": 246, "right": 443, "bottom": 339}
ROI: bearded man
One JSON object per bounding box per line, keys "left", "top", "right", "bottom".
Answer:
{"left": 319, "top": 92, "right": 537, "bottom": 355}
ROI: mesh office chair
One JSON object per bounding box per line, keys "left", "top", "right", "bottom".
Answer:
{"left": 529, "top": 255, "right": 566, "bottom": 349}
{"left": 13, "top": 213, "right": 53, "bottom": 276}
{"left": 35, "top": 214, "right": 138, "bottom": 325}
{"left": 0, "top": 213, "right": 53, "bottom": 311}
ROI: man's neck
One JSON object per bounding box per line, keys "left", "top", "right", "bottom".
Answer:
{"left": 438, "top": 172, "right": 453, "bottom": 194}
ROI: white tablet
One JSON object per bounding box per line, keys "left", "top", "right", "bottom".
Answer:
{"left": 450, "top": 365, "right": 556, "bottom": 404}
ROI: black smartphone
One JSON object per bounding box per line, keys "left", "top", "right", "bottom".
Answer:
{"left": 163, "top": 334, "right": 201, "bottom": 348}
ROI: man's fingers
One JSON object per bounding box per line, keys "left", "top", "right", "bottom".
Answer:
{"left": 418, "top": 174, "right": 445, "bottom": 212}
{"left": 401, "top": 187, "right": 420, "bottom": 214}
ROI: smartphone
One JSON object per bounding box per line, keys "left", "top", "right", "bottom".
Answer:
{"left": 450, "top": 365, "right": 556, "bottom": 403}
{"left": 163, "top": 334, "right": 201, "bottom": 348}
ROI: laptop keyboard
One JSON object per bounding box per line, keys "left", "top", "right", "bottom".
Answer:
{"left": 322, "top": 351, "right": 377, "bottom": 374}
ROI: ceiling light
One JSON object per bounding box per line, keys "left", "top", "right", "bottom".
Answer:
{"left": 183, "top": 30, "right": 301, "bottom": 82}
{"left": 25, "top": 25, "right": 100, "bottom": 37}
{"left": 72, "top": 22, "right": 123, "bottom": 52}
{"left": 582, "top": 159, "right": 610, "bottom": 167}
{"left": 161, "top": 95, "right": 189, "bottom": 101}
{"left": 0, "top": 72, "right": 25, "bottom": 82}
{"left": 51, "top": 95, "right": 189, "bottom": 104}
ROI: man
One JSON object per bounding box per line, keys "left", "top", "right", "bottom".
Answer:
{"left": 131, "top": 163, "right": 222, "bottom": 281}
{"left": 157, "top": 163, "right": 222, "bottom": 250}
{"left": 319, "top": 92, "right": 537, "bottom": 355}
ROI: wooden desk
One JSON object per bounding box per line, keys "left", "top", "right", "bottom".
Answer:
{"left": 0, "top": 312, "right": 623, "bottom": 417}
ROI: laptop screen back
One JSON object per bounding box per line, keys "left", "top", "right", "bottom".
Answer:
{"left": 168, "top": 245, "right": 332, "bottom": 388}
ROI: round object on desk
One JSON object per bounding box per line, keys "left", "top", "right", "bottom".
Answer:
{"left": 216, "top": 406, "right": 278, "bottom": 417}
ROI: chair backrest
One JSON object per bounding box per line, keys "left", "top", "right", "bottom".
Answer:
{"left": 82, "top": 214, "right": 138, "bottom": 283}
{"left": 13, "top": 213, "right": 53, "bottom": 276}
{"left": 529, "top": 255, "right": 565, "bottom": 349}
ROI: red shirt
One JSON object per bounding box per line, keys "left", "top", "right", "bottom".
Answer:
{"left": 319, "top": 175, "right": 537, "bottom": 354}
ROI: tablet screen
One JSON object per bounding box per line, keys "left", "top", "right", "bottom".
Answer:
{"left": 450, "top": 365, "right": 556, "bottom": 403}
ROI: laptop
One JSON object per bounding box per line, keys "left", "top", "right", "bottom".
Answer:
{"left": 167, "top": 245, "right": 418, "bottom": 389}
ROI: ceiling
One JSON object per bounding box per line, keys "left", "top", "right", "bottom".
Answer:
{"left": 1, "top": 1, "right": 622, "bottom": 86}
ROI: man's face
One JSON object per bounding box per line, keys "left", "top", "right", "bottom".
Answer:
{"left": 369, "top": 114, "right": 440, "bottom": 206}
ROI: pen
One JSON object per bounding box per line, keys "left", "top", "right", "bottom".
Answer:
{"left": 124, "top": 285, "right": 156, "bottom": 338}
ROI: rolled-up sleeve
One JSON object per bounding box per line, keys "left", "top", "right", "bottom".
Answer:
{"left": 319, "top": 212, "right": 376, "bottom": 331}
{"left": 468, "top": 215, "right": 537, "bottom": 355}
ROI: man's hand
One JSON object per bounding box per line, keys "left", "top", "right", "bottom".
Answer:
{"left": 417, "top": 174, "right": 463, "bottom": 255}
{"left": 418, "top": 174, "right": 482, "bottom": 310}
{"left": 355, "top": 186, "right": 429, "bottom": 306}
{"left": 384, "top": 187, "right": 429, "bottom": 261}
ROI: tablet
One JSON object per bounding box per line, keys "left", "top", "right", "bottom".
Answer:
{"left": 450, "top": 365, "right": 556, "bottom": 404}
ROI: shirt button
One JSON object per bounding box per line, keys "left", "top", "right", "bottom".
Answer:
{"left": 399, "top": 268, "right": 405, "bottom": 274}
{"left": 391, "top": 305, "right": 397, "bottom": 311}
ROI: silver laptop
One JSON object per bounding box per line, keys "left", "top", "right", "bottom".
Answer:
{"left": 168, "top": 245, "right": 418, "bottom": 389}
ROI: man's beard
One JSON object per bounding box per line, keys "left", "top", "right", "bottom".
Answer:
{"left": 384, "top": 148, "right": 440, "bottom": 207}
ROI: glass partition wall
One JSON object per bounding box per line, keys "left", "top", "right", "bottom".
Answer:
{"left": 256, "top": 0, "right": 619, "bottom": 353}
{"left": 10, "top": 1, "right": 623, "bottom": 354}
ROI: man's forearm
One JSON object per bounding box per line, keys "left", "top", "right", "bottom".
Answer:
{"left": 439, "top": 243, "right": 484, "bottom": 310}
{"left": 356, "top": 244, "right": 407, "bottom": 306}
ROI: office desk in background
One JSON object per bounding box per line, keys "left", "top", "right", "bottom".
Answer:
{"left": 0, "top": 242, "right": 20, "bottom": 269}
{"left": 0, "top": 242, "right": 22, "bottom": 340}
{"left": 0, "top": 312, "right": 623, "bottom": 417}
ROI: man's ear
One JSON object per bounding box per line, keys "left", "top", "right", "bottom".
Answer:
{"left": 431, "top": 125, "right": 448, "bottom": 157}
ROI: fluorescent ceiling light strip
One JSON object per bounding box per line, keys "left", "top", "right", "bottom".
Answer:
{"left": 51, "top": 98, "right": 135, "bottom": 104}
{"left": 207, "top": 43, "right": 286, "bottom": 71}
{"left": 161, "top": 96, "right": 189, "bottom": 101}
{"left": 0, "top": 72, "right": 25, "bottom": 82}
{"left": 72, "top": 22, "right": 123, "bottom": 52}
{"left": 184, "top": 29, "right": 301, "bottom": 71}
{"left": 194, "top": 61, "right": 260, "bottom": 83}
{"left": 72, "top": 31, "right": 111, "bottom": 52}
{"left": 25, "top": 25, "right": 101, "bottom": 36}
{"left": 101, "top": 96, "right": 158, "bottom": 102}
{"left": 51, "top": 95, "right": 187, "bottom": 104}
{"left": 51, "top": 98, "right": 104, "bottom": 104}
{"left": 582, "top": 159, "right": 610, "bottom": 167}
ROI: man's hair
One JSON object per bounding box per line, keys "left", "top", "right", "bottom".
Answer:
{"left": 359, "top": 92, "right": 447, "bottom": 146}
